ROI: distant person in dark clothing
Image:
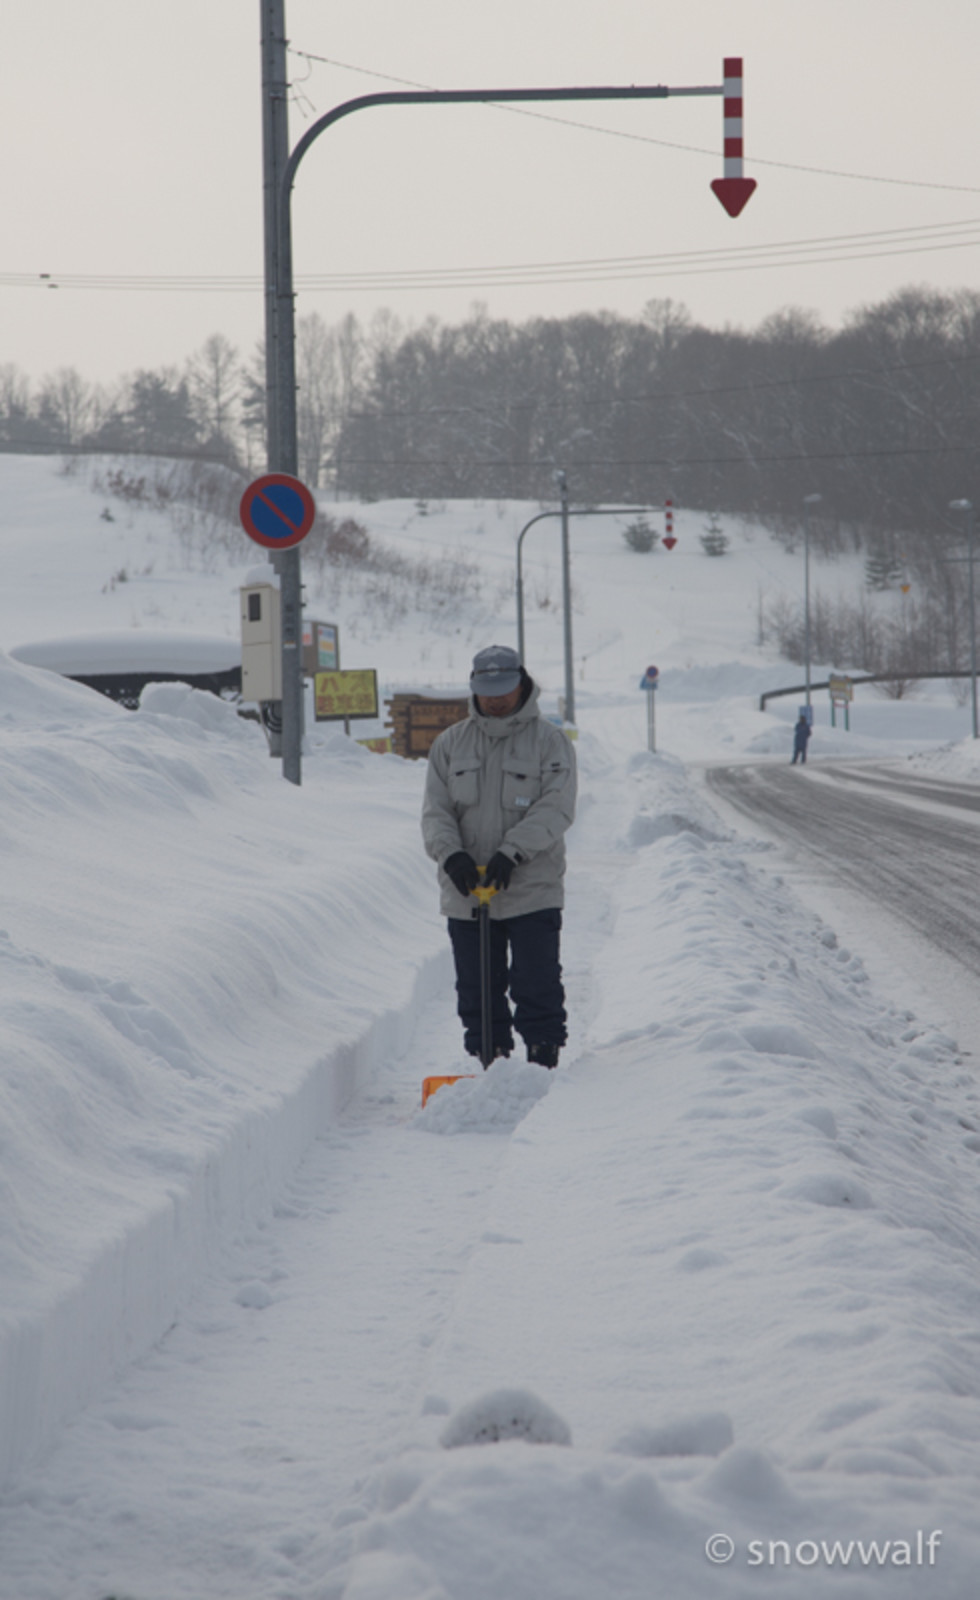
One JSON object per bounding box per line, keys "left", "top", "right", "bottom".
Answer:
{"left": 791, "top": 713, "right": 811, "bottom": 764}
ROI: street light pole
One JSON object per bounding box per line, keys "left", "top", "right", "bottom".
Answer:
{"left": 261, "top": 0, "right": 303, "bottom": 784}
{"left": 263, "top": 46, "right": 751, "bottom": 760}
{"left": 555, "top": 470, "right": 575, "bottom": 725}
{"left": 515, "top": 503, "right": 667, "bottom": 668}
{"left": 949, "top": 498, "right": 978, "bottom": 738}
{"left": 803, "top": 494, "right": 822, "bottom": 711}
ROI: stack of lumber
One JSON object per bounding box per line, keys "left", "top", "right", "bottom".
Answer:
{"left": 384, "top": 693, "right": 469, "bottom": 759}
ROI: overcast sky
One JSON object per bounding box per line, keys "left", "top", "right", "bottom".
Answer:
{"left": 4, "top": 0, "right": 980, "bottom": 386}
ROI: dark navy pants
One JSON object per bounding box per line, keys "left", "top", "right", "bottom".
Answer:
{"left": 447, "top": 907, "right": 566, "bottom": 1059}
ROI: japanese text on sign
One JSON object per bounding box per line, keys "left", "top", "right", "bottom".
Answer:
{"left": 314, "top": 668, "right": 379, "bottom": 722}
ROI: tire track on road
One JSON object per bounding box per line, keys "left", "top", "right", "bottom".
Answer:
{"left": 706, "top": 764, "right": 980, "bottom": 974}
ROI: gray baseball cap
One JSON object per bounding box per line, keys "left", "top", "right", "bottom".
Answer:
{"left": 470, "top": 644, "right": 522, "bottom": 696}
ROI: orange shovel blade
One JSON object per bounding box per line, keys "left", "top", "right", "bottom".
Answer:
{"left": 421, "top": 1074, "right": 477, "bottom": 1107}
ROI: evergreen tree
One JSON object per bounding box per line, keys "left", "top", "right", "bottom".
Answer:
{"left": 864, "top": 543, "right": 901, "bottom": 590}
{"left": 700, "top": 513, "right": 730, "bottom": 556}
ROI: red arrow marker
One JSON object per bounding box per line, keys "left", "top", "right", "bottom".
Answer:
{"left": 712, "top": 58, "right": 756, "bottom": 218}
{"left": 663, "top": 498, "right": 676, "bottom": 549}
{"left": 711, "top": 176, "right": 757, "bottom": 218}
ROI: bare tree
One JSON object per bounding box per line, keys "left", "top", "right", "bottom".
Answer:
{"left": 186, "top": 334, "right": 242, "bottom": 464}
{"left": 37, "top": 367, "right": 93, "bottom": 447}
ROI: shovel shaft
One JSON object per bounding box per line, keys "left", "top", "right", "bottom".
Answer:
{"left": 478, "top": 898, "right": 494, "bottom": 1068}
{"left": 471, "top": 868, "right": 500, "bottom": 1070}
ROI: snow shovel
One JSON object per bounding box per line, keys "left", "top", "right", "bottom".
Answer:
{"left": 421, "top": 870, "right": 498, "bottom": 1106}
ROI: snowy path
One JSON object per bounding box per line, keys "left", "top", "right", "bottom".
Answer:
{"left": 0, "top": 987, "right": 519, "bottom": 1600}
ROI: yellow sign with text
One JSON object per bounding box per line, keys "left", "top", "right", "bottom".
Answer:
{"left": 314, "top": 668, "right": 379, "bottom": 722}
{"left": 828, "top": 674, "right": 853, "bottom": 703}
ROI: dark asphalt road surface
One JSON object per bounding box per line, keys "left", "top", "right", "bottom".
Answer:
{"left": 706, "top": 763, "right": 980, "bottom": 974}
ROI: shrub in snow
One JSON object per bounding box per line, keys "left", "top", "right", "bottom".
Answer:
{"left": 700, "top": 513, "right": 730, "bottom": 556}
{"left": 622, "top": 518, "right": 658, "bottom": 553}
{"left": 440, "top": 1388, "right": 572, "bottom": 1448}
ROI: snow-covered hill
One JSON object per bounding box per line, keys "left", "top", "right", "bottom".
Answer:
{"left": 1, "top": 455, "right": 978, "bottom": 1599}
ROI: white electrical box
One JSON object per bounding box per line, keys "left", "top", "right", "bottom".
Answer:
{"left": 240, "top": 581, "right": 282, "bottom": 702}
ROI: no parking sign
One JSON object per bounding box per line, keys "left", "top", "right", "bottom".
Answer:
{"left": 239, "top": 473, "right": 316, "bottom": 550}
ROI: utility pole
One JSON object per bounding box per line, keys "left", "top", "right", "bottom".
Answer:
{"left": 260, "top": 0, "right": 304, "bottom": 783}
{"left": 802, "top": 493, "right": 822, "bottom": 711}
{"left": 555, "top": 470, "right": 574, "bottom": 725}
{"left": 949, "top": 498, "right": 978, "bottom": 738}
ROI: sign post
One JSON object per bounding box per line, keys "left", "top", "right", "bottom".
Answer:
{"left": 239, "top": 473, "right": 316, "bottom": 783}
{"left": 640, "top": 665, "right": 660, "bottom": 751}
{"left": 828, "top": 673, "right": 853, "bottom": 730}
{"left": 662, "top": 500, "right": 677, "bottom": 551}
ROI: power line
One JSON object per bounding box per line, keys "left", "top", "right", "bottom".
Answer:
{"left": 291, "top": 47, "right": 980, "bottom": 198}
{"left": 7, "top": 217, "right": 980, "bottom": 297}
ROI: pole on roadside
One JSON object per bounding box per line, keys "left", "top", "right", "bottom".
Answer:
{"left": 515, "top": 503, "right": 667, "bottom": 677}
{"left": 969, "top": 504, "right": 977, "bottom": 740}
{"left": 261, "top": 0, "right": 304, "bottom": 784}
{"left": 803, "top": 494, "right": 822, "bottom": 713}
{"left": 556, "top": 470, "right": 575, "bottom": 725}
{"left": 949, "top": 498, "right": 978, "bottom": 739}
{"left": 640, "top": 665, "right": 659, "bottom": 750}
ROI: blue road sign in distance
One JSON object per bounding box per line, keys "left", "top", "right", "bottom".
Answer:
{"left": 639, "top": 665, "right": 659, "bottom": 690}
{"left": 240, "top": 473, "right": 316, "bottom": 550}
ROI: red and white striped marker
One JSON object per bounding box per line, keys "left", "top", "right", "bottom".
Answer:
{"left": 711, "top": 57, "right": 757, "bottom": 218}
{"left": 663, "top": 498, "right": 677, "bottom": 550}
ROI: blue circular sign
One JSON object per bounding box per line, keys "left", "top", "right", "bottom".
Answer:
{"left": 239, "top": 474, "right": 316, "bottom": 549}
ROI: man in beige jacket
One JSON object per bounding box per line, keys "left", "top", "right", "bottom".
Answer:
{"left": 421, "top": 644, "right": 577, "bottom": 1067}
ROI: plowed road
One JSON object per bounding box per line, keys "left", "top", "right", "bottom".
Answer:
{"left": 706, "top": 763, "right": 980, "bottom": 973}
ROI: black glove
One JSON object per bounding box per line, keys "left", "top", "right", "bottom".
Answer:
{"left": 444, "top": 851, "right": 480, "bottom": 897}
{"left": 483, "top": 851, "right": 516, "bottom": 891}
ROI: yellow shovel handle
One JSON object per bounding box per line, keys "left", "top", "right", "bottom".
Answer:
{"left": 471, "top": 866, "right": 499, "bottom": 906}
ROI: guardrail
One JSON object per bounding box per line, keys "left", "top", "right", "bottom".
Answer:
{"left": 759, "top": 670, "right": 976, "bottom": 711}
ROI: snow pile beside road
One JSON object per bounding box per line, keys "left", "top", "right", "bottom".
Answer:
{"left": 906, "top": 735, "right": 980, "bottom": 782}
{"left": 0, "top": 655, "right": 445, "bottom": 1482}
{"left": 0, "top": 650, "right": 121, "bottom": 728}
{"left": 136, "top": 680, "right": 255, "bottom": 738}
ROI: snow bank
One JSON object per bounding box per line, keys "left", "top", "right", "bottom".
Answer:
{"left": 0, "top": 655, "right": 445, "bottom": 1483}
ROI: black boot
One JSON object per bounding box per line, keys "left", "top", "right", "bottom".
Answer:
{"left": 527, "top": 1041, "right": 560, "bottom": 1069}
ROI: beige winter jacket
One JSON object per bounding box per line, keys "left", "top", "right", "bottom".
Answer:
{"left": 421, "top": 681, "right": 577, "bottom": 920}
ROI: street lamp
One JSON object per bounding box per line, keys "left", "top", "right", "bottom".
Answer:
{"left": 949, "top": 498, "right": 978, "bottom": 739}
{"left": 259, "top": 6, "right": 753, "bottom": 777}
{"left": 802, "top": 494, "right": 822, "bottom": 710}
{"left": 515, "top": 500, "right": 668, "bottom": 715}
{"left": 554, "top": 469, "right": 575, "bottom": 725}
